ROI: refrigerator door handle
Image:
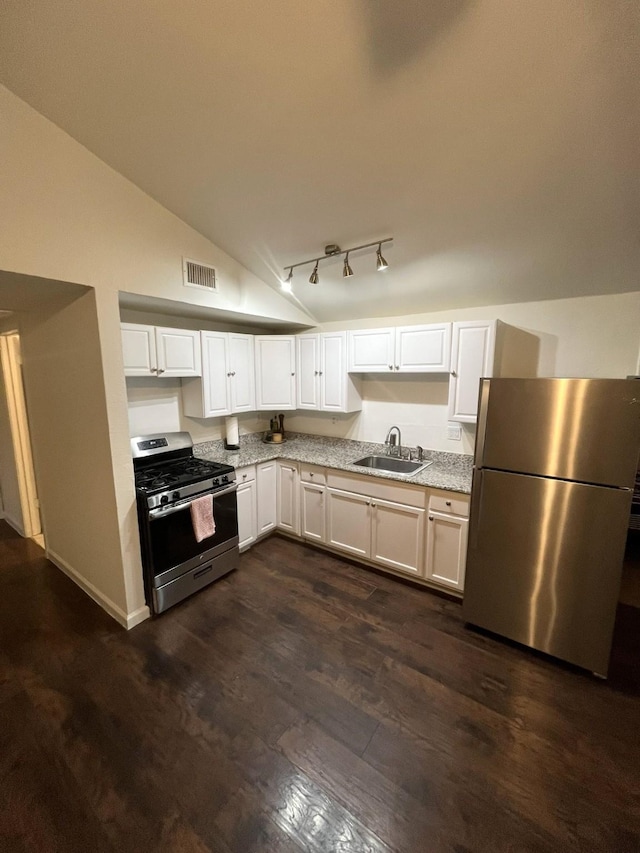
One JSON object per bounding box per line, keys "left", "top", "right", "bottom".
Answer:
{"left": 474, "top": 379, "right": 491, "bottom": 467}
{"left": 469, "top": 468, "right": 484, "bottom": 550}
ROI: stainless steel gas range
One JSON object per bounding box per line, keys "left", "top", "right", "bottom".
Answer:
{"left": 132, "top": 432, "right": 239, "bottom": 614}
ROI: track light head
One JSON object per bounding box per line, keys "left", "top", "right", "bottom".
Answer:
{"left": 376, "top": 243, "right": 388, "bottom": 271}
{"left": 281, "top": 268, "right": 293, "bottom": 292}
{"left": 343, "top": 253, "right": 353, "bottom": 278}
{"left": 309, "top": 261, "right": 319, "bottom": 285}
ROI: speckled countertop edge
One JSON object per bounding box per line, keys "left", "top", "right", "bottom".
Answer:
{"left": 194, "top": 432, "right": 473, "bottom": 494}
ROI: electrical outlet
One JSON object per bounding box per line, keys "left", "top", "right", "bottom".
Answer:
{"left": 331, "top": 417, "right": 338, "bottom": 425}
{"left": 447, "top": 422, "right": 462, "bottom": 441}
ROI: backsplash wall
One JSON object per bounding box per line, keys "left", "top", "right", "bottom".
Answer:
{"left": 125, "top": 374, "right": 475, "bottom": 454}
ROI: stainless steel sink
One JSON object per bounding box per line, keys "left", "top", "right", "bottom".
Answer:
{"left": 352, "top": 455, "right": 433, "bottom": 476}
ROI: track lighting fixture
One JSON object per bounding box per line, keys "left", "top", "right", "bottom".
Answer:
{"left": 376, "top": 243, "right": 388, "bottom": 271}
{"left": 282, "top": 237, "right": 392, "bottom": 291}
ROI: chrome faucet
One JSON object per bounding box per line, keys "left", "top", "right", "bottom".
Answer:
{"left": 385, "top": 425, "right": 402, "bottom": 457}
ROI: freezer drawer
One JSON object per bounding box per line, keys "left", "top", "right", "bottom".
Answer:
{"left": 463, "top": 468, "right": 631, "bottom": 675}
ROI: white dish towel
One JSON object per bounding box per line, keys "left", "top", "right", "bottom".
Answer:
{"left": 190, "top": 494, "right": 216, "bottom": 542}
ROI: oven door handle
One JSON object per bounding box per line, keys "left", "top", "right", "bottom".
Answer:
{"left": 148, "top": 483, "right": 238, "bottom": 519}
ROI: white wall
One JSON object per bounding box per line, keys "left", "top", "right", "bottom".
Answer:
{"left": 0, "top": 84, "right": 313, "bottom": 628}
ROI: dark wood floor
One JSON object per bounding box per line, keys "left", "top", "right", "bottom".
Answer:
{"left": 1, "top": 521, "right": 639, "bottom": 853}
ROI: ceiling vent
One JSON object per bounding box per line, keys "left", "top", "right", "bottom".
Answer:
{"left": 183, "top": 258, "right": 217, "bottom": 292}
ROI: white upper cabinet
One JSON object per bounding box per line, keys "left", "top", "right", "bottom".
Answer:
{"left": 122, "top": 323, "right": 157, "bottom": 376}
{"left": 297, "top": 332, "right": 362, "bottom": 413}
{"left": 255, "top": 336, "right": 296, "bottom": 410}
{"left": 348, "top": 328, "right": 396, "bottom": 373}
{"left": 228, "top": 333, "right": 256, "bottom": 413}
{"left": 122, "top": 323, "right": 201, "bottom": 378}
{"left": 395, "top": 324, "right": 451, "bottom": 373}
{"left": 296, "top": 335, "right": 321, "bottom": 410}
{"left": 182, "top": 332, "right": 255, "bottom": 418}
{"left": 447, "top": 321, "right": 496, "bottom": 423}
{"left": 348, "top": 324, "right": 452, "bottom": 373}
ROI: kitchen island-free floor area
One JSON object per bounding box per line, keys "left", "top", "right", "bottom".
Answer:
{"left": 1, "top": 521, "right": 639, "bottom": 853}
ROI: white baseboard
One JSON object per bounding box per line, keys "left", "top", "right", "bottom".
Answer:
{"left": 126, "top": 604, "right": 150, "bottom": 629}
{"left": 46, "top": 548, "right": 150, "bottom": 629}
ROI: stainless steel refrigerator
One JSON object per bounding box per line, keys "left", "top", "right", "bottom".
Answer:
{"left": 463, "top": 378, "right": 640, "bottom": 676}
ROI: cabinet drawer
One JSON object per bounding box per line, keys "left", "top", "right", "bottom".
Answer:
{"left": 300, "top": 464, "right": 326, "bottom": 485}
{"left": 236, "top": 464, "right": 256, "bottom": 484}
{"left": 327, "top": 469, "right": 426, "bottom": 509}
{"left": 429, "top": 491, "right": 469, "bottom": 517}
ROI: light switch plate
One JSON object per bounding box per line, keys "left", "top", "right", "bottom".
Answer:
{"left": 447, "top": 422, "right": 462, "bottom": 441}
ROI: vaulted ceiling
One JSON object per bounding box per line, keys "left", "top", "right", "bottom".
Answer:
{"left": 1, "top": 1, "right": 638, "bottom": 322}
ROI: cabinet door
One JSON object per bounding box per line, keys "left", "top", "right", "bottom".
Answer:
{"left": 255, "top": 336, "right": 296, "bottom": 410}
{"left": 277, "top": 461, "right": 299, "bottom": 535}
{"left": 296, "top": 335, "right": 320, "bottom": 410}
{"left": 448, "top": 321, "right": 496, "bottom": 423}
{"left": 320, "top": 332, "right": 346, "bottom": 411}
{"left": 371, "top": 499, "right": 425, "bottom": 576}
{"left": 301, "top": 482, "right": 325, "bottom": 542}
{"left": 425, "top": 511, "right": 468, "bottom": 590}
{"left": 121, "top": 323, "right": 157, "bottom": 376}
{"left": 229, "top": 333, "right": 256, "bottom": 413}
{"left": 200, "top": 331, "right": 231, "bottom": 417}
{"left": 326, "top": 488, "right": 371, "bottom": 558}
{"left": 348, "top": 328, "right": 396, "bottom": 373}
{"left": 395, "top": 325, "right": 451, "bottom": 373}
{"left": 155, "top": 327, "right": 202, "bottom": 377}
{"left": 256, "top": 460, "right": 277, "bottom": 535}
{"left": 237, "top": 479, "right": 257, "bottom": 551}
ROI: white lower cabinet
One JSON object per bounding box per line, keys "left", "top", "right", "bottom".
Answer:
{"left": 371, "top": 499, "right": 425, "bottom": 576}
{"left": 276, "top": 460, "right": 299, "bottom": 535}
{"left": 256, "top": 460, "right": 277, "bottom": 536}
{"left": 326, "top": 488, "right": 371, "bottom": 558}
{"left": 425, "top": 497, "right": 469, "bottom": 591}
{"left": 236, "top": 466, "right": 257, "bottom": 551}
{"left": 301, "top": 481, "right": 325, "bottom": 543}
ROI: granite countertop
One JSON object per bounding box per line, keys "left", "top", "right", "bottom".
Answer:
{"left": 195, "top": 432, "right": 473, "bottom": 494}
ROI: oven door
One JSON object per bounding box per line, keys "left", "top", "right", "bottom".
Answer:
{"left": 147, "top": 484, "right": 239, "bottom": 588}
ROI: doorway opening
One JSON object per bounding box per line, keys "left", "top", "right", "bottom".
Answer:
{"left": 0, "top": 331, "right": 44, "bottom": 547}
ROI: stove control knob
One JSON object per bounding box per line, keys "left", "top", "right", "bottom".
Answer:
{"left": 172, "top": 491, "right": 181, "bottom": 501}
{"left": 160, "top": 495, "right": 169, "bottom": 506}
{"left": 222, "top": 475, "right": 229, "bottom": 484}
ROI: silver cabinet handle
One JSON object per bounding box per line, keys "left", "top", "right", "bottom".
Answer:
{"left": 314, "top": 370, "right": 319, "bottom": 376}
{"left": 157, "top": 368, "right": 165, "bottom": 374}
{"left": 388, "top": 364, "right": 393, "bottom": 370}
{"left": 150, "top": 367, "right": 158, "bottom": 373}
{"left": 395, "top": 365, "right": 400, "bottom": 370}
{"left": 227, "top": 372, "right": 232, "bottom": 377}
{"left": 242, "top": 473, "right": 247, "bottom": 479}
{"left": 446, "top": 500, "right": 451, "bottom": 506}
{"left": 291, "top": 372, "right": 295, "bottom": 376}
{"left": 429, "top": 515, "right": 434, "bottom": 521}
{"left": 451, "top": 370, "right": 457, "bottom": 377}
{"left": 309, "top": 472, "right": 314, "bottom": 477}
{"left": 371, "top": 501, "right": 376, "bottom": 507}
